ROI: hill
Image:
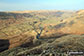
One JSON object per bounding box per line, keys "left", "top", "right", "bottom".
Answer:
{"left": 0, "top": 10, "right": 84, "bottom": 56}
{"left": 0, "top": 34, "right": 84, "bottom": 56}
{"left": 58, "top": 10, "right": 84, "bottom": 34}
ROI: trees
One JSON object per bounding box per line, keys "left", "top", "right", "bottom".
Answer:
{"left": 28, "top": 18, "right": 45, "bottom": 39}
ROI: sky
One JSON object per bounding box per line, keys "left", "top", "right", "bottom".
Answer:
{"left": 0, "top": 0, "right": 84, "bottom": 11}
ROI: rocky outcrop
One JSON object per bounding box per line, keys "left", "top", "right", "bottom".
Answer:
{"left": 0, "top": 39, "right": 10, "bottom": 52}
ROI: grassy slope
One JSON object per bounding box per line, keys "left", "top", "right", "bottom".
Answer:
{"left": 59, "top": 10, "right": 84, "bottom": 34}
{"left": 0, "top": 34, "right": 84, "bottom": 56}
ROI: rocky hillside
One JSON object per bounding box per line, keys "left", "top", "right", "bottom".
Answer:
{"left": 0, "top": 34, "right": 84, "bottom": 56}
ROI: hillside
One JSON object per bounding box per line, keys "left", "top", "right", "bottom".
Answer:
{"left": 0, "top": 10, "right": 84, "bottom": 56}
{"left": 0, "top": 34, "right": 84, "bottom": 56}
{"left": 59, "top": 10, "right": 84, "bottom": 34}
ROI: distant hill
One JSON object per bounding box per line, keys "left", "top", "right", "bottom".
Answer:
{"left": 0, "top": 10, "right": 74, "bottom": 19}
{"left": 59, "top": 10, "right": 84, "bottom": 34}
